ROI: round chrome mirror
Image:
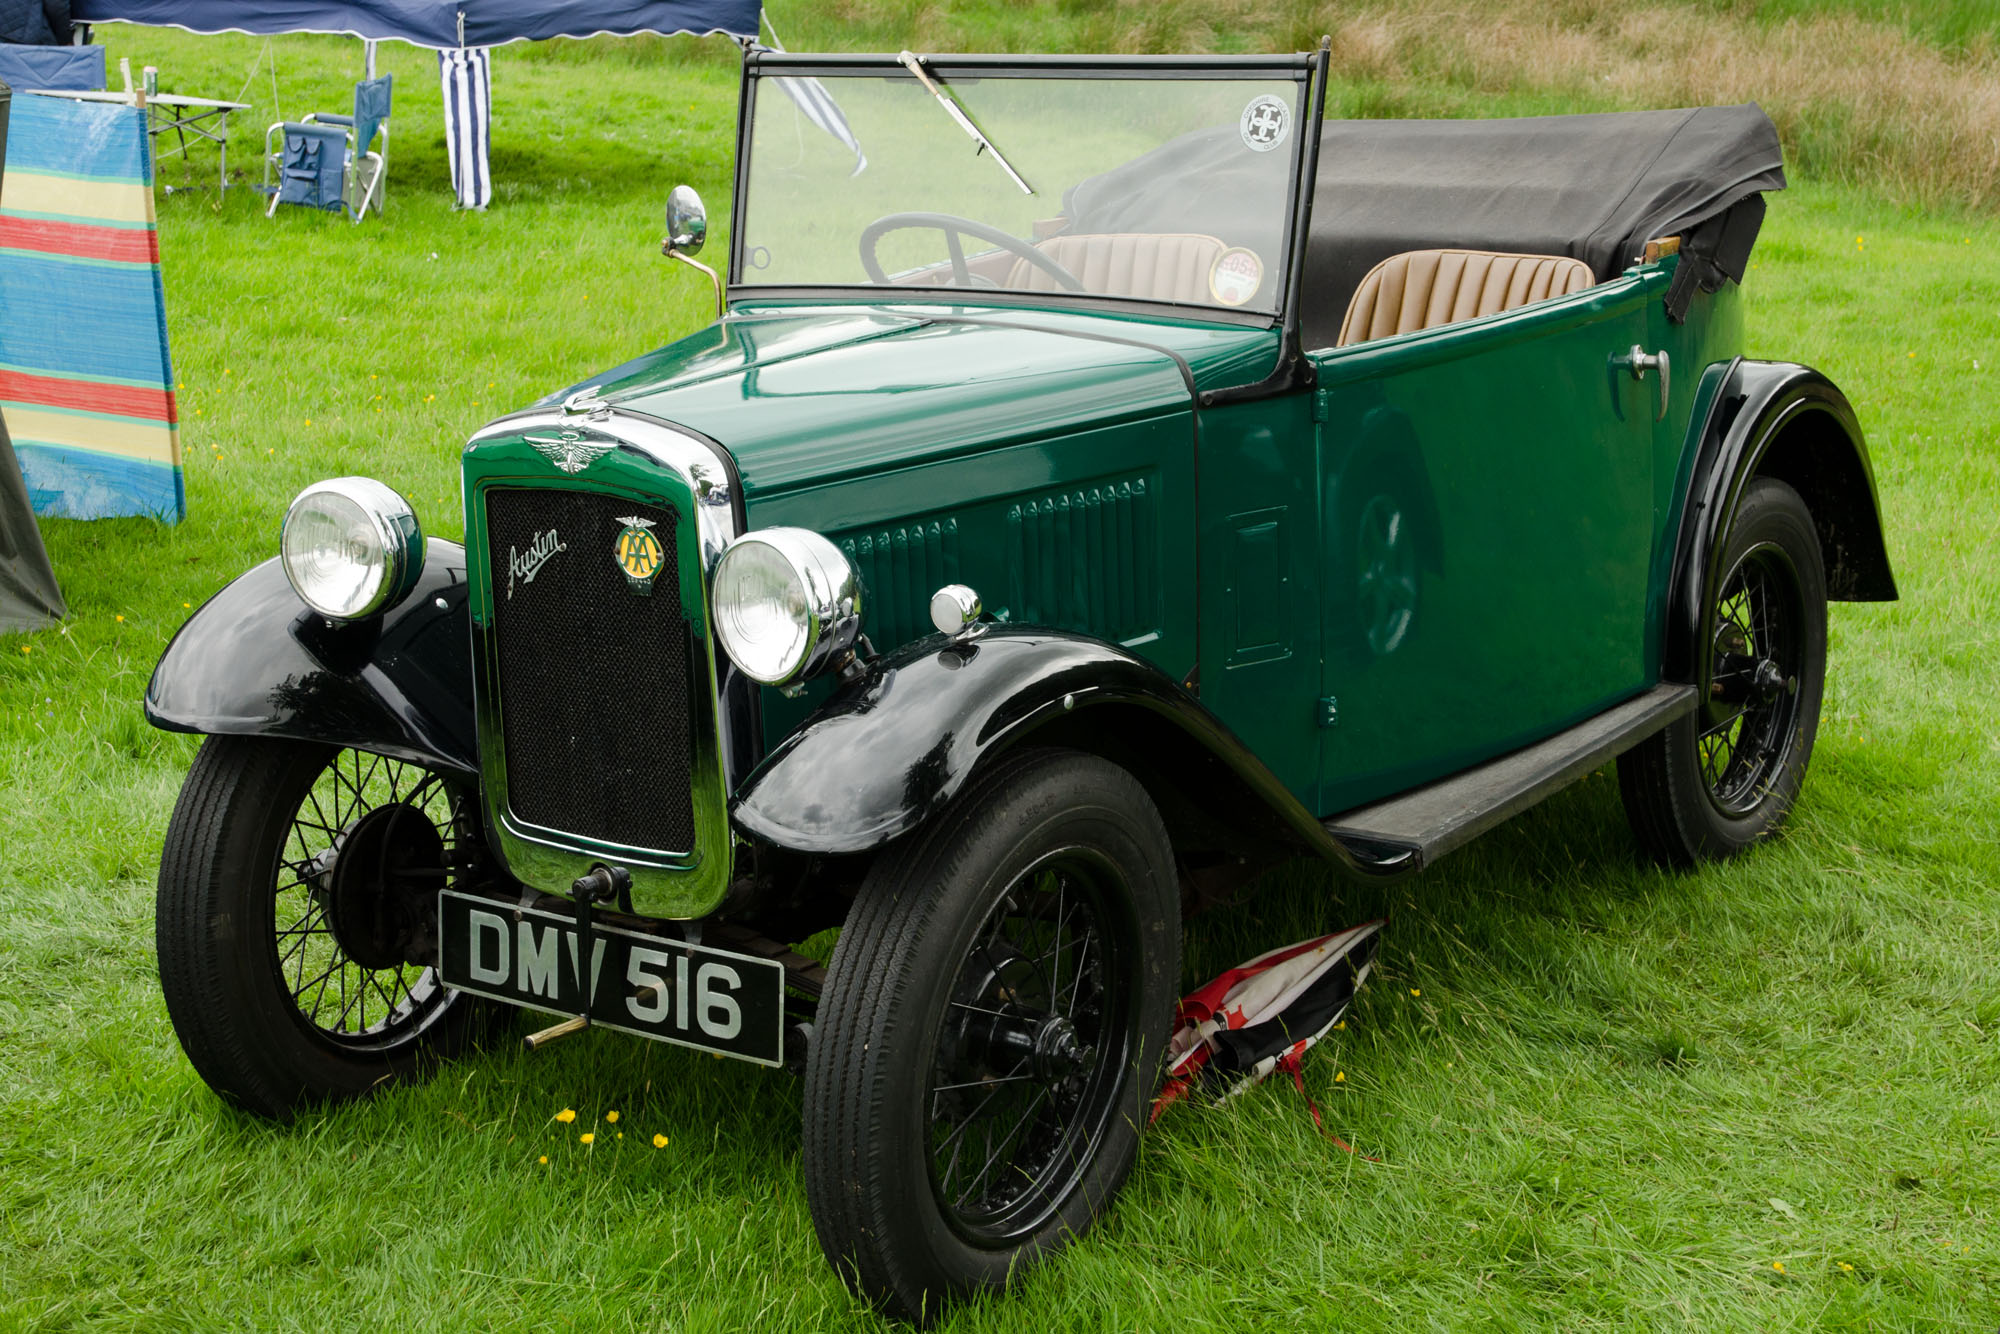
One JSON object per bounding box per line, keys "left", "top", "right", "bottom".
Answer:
{"left": 665, "top": 185, "right": 707, "bottom": 256}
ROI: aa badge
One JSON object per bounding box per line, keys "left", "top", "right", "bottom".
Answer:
{"left": 612, "top": 516, "right": 665, "bottom": 595}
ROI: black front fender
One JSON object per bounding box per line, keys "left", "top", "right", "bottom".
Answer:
{"left": 731, "top": 626, "right": 1384, "bottom": 878}
{"left": 145, "top": 543, "right": 477, "bottom": 776}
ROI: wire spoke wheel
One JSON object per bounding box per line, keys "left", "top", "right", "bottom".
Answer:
{"left": 157, "top": 736, "right": 497, "bottom": 1118}
{"left": 272, "top": 749, "right": 465, "bottom": 1051}
{"left": 1618, "top": 477, "right": 1828, "bottom": 866}
{"left": 1698, "top": 546, "right": 1805, "bottom": 816}
{"left": 925, "top": 850, "right": 1134, "bottom": 1243}
{"left": 803, "top": 750, "right": 1178, "bottom": 1322}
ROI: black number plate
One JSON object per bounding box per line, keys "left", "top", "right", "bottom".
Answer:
{"left": 437, "top": 890, "right": 786, "bottom": 1067}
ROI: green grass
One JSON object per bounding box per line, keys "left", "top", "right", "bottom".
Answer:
{"left": 4, "top": 19, "right": 1999, "bottom": 1332}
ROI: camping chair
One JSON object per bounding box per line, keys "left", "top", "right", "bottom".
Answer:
{"left": 262, "top": 122, "right": 347, "bottom": 216}
{"left": 261, "top": 74, "right": 391, "bottom": 220}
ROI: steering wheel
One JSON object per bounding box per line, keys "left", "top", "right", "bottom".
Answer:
{"left": 858, "top": 212, "right": 1085, "bottom": 292}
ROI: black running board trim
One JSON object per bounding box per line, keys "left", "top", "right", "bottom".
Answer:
{"left": 1323, "top": 683, "right": 1698, "bottom": 873}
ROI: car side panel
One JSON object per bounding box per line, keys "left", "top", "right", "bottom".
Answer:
{"left": 1307, "top": 274, "right": 1662, "bottom": 814}
{"left": 1642, "top": 269, "right": 1746, "bottom": 671}
{"left": 747, "top": 411, "right": 1199, "bottom": 743}
{"left": 1189, "top": 391, "right": 1325, "bottom": 806}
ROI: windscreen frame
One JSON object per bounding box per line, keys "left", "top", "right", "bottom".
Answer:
{"left": 728, "top": 49, "right": 1321, "bottom": 329}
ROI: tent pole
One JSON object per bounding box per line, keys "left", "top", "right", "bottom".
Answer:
{"left": 364, "top": 39, "right": 377, "bottom": 79}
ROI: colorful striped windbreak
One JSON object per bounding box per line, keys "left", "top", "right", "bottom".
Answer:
{"left": 0, "top": 93, "right": 184, "bottom": 522}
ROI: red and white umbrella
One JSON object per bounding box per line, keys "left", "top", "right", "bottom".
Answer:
{"left": 1153, "top": 919, "right": 1386, "bottom": 1137}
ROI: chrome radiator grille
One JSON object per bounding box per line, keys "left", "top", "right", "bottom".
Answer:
{"left": 484, "top": 487, "right": 696, "bottom": 854}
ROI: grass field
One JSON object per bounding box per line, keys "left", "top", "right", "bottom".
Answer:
{"left": 3, "top": 8, "right": 1998, "bottom": 1329}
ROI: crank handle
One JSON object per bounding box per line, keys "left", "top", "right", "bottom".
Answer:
{"left": 1615, "top": 345, "right": 1670, "bottom": 421}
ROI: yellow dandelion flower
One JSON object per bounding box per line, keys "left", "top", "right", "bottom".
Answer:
{"left": 1334, "top": 1021, "right": 1346, "bottom": 1030}
{"left": 182, "top": 602, "right": 191, "bottom": 609}
{"left": 538, "top": 1155, "right": 548, "bottom": 1165}
{"left": 652, "top": 1133, "right": 668, "bottom": 1148}
{"left": 176, "top": 381, "right": 185, "bottom": 389}
{"left": 605, "top": 1110, "right": 619, "bottom": 1123}
{"left": 1839, "top": 1262, "right": 1854, "bottom": 1272}
{"left": 554, "top": 1108, "right": 577, "bottom": 1123}
{"left": 487, "top": 381, "right": 495, "bottom": 388}
{"left": 195, "top": 408, "right": 203, "bottom": 416}
{"left": 579, "top": 1132, "right": 595, "bottom": 1144}
{"left": 1908, "top": 352, "right": 1916, "bottom": 358}
{"left": 267, "top": 448, "right": 274, "bottom": 456}
{"left": 223, "top": 368, "right": 232, "bottom": 375}
{"left": 19, "top": 645, "right": 29, "bottom": 655}
{"left": 426, "top": 393, "right": 436, "bottom": 402}
{"left": 305, "top": 419, "right": 313, "bottom": 426}
{"left": 1772, "top": 1261, "right": 1786, "bottom": 1274}
{"left": 616, "top": 1132, "right": 623, "bottom": 1139}
{"left": 1410, "top": 988, "right": 1421, "bottom": 996}
{"left": 1334, "top": 1071, "right": 1345, "bottom": 1082}
{"left": 371, "top": 373, "right": 378, "bottom": 379}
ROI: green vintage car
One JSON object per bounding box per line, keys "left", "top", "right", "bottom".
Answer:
{"left": 146, "top": 45, "right": 1894, "bottom": 1321}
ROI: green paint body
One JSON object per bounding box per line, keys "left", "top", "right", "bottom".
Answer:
{"left": 463, "top": 254, "right": 1740, "bottom": 824}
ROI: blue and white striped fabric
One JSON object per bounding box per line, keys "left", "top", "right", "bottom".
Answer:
{"left": 439, "top": 46, "right": 492, "bottom": 210}
{"left": 772, "top": 73, "right": 866, "bottom": 177}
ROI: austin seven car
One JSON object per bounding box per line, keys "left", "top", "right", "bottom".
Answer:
{"left": 144, "top": 42, "right": 1895, "bottom": 1322}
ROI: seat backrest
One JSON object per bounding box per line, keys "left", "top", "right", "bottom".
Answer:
{"left": 1006, "top": 233, "right": 1227, "bottom": 304}
{"left": 1337, "top": 249, "right": 1594, "bottom": 347}
{"left": 276, "top": 123, "right": 348, "bottom": 211}
{"left": 352, "top": 74, "right": 392, "bottom": 154}
{"left": 0, "top": 45, "right": 107, "bottom": 92}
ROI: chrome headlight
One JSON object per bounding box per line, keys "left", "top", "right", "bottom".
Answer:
{"left": 280, "top": 477, "right": 424, "bottom": 620}
{"left": 710, "top": 528, "right": 861, "bottom": 688}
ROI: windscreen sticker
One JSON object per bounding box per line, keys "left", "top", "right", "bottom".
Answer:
{"left": 1209, "top": 247, "right": 1265, "bottom": 306}
{"left": 1239, "top": 95, "right": 1290, "bottom": 153}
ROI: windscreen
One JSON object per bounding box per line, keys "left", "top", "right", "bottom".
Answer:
{"left": 739, "top": 67, "right": 1304, "bottom": 314}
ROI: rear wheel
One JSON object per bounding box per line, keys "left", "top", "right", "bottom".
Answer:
{"left": 803, "top": 750, "right": 1179, "bottom": 1323}
{"left": 1620, "top": 477, "right": 1828, "bottom": 865}
{"left": 156, "top": 736, "right": 497, "bottom": 1119}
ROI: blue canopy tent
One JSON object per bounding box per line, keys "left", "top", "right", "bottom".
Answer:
{"left": 67, "top": 0, "right": 760, "bottom": 206}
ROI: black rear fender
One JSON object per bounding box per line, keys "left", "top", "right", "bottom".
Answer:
{"left": 144, "top": 543, "right": 477, "bottom": 776}
{"left": 1665, "top": 359, "right": 1896, "bottom": 681}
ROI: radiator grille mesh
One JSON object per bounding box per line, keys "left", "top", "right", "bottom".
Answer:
{"left": 485, "top": 488, "right": 695, "bottom": 853}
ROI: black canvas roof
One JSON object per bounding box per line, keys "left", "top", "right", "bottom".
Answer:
{"left": 1063, "top": 103, "right": 1786, "bottom": 348}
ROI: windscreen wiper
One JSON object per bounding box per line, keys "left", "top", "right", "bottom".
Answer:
{"left": 897, "top": 50, "right": 1034, "bottom": 196}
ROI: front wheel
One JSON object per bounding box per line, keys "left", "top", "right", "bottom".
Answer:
{"left": 1620, "top": 476, "right": 1829, "bottom": 865}
{"left": 803, "top": 750, "right": 1180, "bottom": 1323}
{"left": 156, "top": 736, "right": 497, "bottom": 1119}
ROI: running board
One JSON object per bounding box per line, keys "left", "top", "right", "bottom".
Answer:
{"left": 1323, "top": 683, "right": 1698, "bottom": 873}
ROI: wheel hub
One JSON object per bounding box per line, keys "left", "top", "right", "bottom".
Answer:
{"left": 324, "top": 803, "right": 445, "bottom": 970}
{"left": 1029, "top": 1015, "right": 1093, "bottom": 1081}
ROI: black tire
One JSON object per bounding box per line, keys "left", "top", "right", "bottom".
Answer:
{"left": 803, "top": 749, "right": 1180, "bottom": 1324}
{"left": 157, "top": 736, "right": 496, "bottom": 1119}
{"left": 1620, "top": 477, "right": 1829, "bottom": 866}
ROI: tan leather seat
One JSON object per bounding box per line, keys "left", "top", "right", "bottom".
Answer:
{"left": 1337, "top": 249, "right": 1594, "bottom": 346}
{"left": 1006, "top": 233, "right": 1228, "bottom": 304}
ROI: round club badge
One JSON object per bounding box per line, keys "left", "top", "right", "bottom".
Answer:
{"left": 612, "top": 515, "right": 665, "bottom": 594}
{"left": 1208, "top": 247, "right": 1265, "bottom": 307}
{"left": 1239, "top": 94, "right": 1290, "bottom": 153}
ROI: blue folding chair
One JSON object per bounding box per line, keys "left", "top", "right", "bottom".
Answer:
{"left": 262, "top": 74, "right": 391, "bottom": 221}
{"left": 263, "top": 122, "right": 347, "bottom": 216}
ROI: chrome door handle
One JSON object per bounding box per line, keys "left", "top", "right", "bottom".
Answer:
{"left": 1615, "top": 345, "right": 1670, "bottom": 421}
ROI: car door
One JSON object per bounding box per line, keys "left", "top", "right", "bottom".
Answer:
{"left": 1309, "top": 275, "right": 1662, "bottom": 815}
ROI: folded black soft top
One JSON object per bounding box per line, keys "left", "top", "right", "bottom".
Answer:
{"left": 1064, "top": 103, "right": 1786, "bottom": 346}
